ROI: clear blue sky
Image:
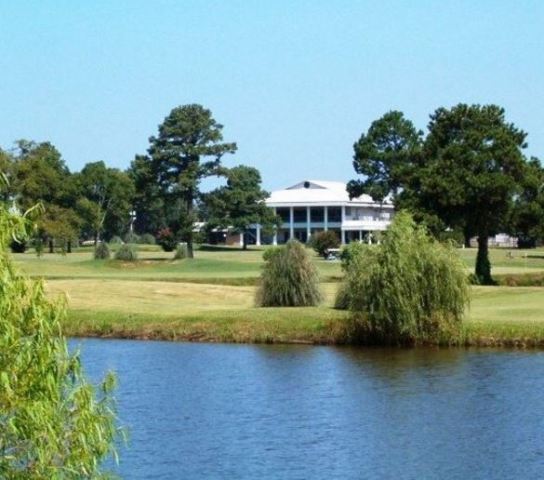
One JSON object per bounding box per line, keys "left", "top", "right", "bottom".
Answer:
{"left": 1, "top": 1, "right": 542, "bottom": 190}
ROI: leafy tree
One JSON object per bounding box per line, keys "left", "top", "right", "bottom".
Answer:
{"left": 39, "top": 205, "right": 81, "bottom": 253}
{"left": 128, "top": 154, "right": 174, "bottom": 236}
{"left": 347, "top": 110, "right": 422, "bottom": 203}
{"left": 349, "top": 105, "right": 529, "bottom": 284}
{"left": 507, "top": 157, "right": 544, "bottom": 247}
{"left": 74, "top": 161, "right": 135, "bottom": 244}
{"left": 343, "top": 212, "right": 469, "bottom": 345}
{"left": 418, "top": 104, "right": 527, "bottom": 284}
{"left": 11, "top": 140, "right": 73, "bottom": 211}
{"left": 0, "top": 189, "right": 119, "bottom": 478}
{"left": 205, "top": 165, "right": 278, "bottom": 249}
{"left": 148, "top": 104, "right": 237, "bottom": 258}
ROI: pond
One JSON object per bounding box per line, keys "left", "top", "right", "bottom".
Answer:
{"left": 76, "top": 339, "right": 544, "bottom": 479}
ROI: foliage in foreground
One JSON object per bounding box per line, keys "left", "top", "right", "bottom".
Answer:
{"left": 0, "top": 203, "right": 118, "bottom": 478}
{"left": 256, "top": 240, "right": 322, "bottom": 307}
{"left": 341, "top": 212, "right": 469, "bottom": 345}
{"left": 173, "top": 243, "right": 187, "bottom": 260}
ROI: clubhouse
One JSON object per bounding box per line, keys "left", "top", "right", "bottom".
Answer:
{"left": 250, "top": 180, "right": 394, "bottom": 245}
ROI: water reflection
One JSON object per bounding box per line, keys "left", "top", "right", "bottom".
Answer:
{"left": 75, "top": 340, "right": 544, "bottom": 479}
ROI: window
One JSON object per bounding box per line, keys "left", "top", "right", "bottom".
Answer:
{"left": 293, "top": 208, "right": 307, "bottom": 222}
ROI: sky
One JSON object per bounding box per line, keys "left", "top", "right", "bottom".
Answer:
{"left": 0, "top": 1, "right": 543, "bottom": 191}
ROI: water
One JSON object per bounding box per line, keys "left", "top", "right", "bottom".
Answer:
{"left": 75, "top": 339, "right": 544, "bottom": 479}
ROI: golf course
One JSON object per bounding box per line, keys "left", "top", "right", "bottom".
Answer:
{"left": 12, "top": 244, "right": 544, "bottom": 347}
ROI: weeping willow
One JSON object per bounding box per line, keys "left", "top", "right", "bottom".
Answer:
{"left": 257, "top": 240, "right": 322, "bottom": 307}
{"left": 343, "top": 212, "right": 469, "bottom": 345}
{"left": 0, "top": 189, "right": 119, "bottom": 478}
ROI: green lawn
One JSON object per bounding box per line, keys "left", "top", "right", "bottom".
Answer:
{"left": 11, "top": 244, "right": 544, "bottom": 347}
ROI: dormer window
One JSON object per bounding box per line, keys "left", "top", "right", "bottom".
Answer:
{"left": 304, "top": 181, "right": 311, "bottom": 189}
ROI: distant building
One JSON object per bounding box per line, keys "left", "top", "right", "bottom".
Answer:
{"left": 252, "top": 180, "right": 394, "bottom": 245}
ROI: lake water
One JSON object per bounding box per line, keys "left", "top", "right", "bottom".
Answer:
{"left": 75, "top": 339, "right": 544, "bottom": 479}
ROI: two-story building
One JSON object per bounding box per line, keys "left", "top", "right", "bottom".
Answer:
{"left": 250, "top": 180, "right": 393, "bottom": 245}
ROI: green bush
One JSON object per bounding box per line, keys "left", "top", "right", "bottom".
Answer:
{"left": 309, "top": 230, "right": 340, "bottom": 257}
{"left": 109, "top": 235, "right": 123, "bottom": 244}
{"left": 174, "top": 243, "right": 187, "bottom": 259}
{"left": 139, "top": 233, "right": 156, "bottom": 245}
{"left": 156, "top": 227, "right": 177, "bottom": 252}
{"left": 0, "top": 201, "right": 118, "bottom": 477}
{"left": 344, "top": 212, "right": 469, "bottom": 345}
{"left": 94, "top": 242, "right": 111, "bottom": 260}
{"left": 115, "top": 243, "right": 138, "bottom": 261}
{"left": 257, "top": 239, "right": 322, "bottom": 307}
{"left": 262, "top": 245, "right": 282, "bottom": 262}
{"left": 123, "top": 232, "right": 140, "bottom": 244}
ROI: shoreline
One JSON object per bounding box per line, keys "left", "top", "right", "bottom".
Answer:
{"left": 63, "top": 308, "right": 544, "bottom": 349}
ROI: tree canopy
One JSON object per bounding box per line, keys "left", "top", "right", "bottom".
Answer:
{"left": 349, "top": 104, "right": 530, "bottom": 284}
{"left": 148, "top": 104, "right": 237, "bottom": 257}
{"left": 204, "top": 165, "right": 278, "bottom": 249}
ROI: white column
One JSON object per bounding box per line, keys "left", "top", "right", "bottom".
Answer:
{"left": 289, "top": 206, "right": 294, "bottom": 240}
{"left": 341, "top": 206, "right": 346, "bottom": 244}
{"left": 256, "top": 225, "right": 261, "bottom": 246}
{"left": 239, "top": 233, "right": 244, "bottom": 247}
{"left": 324, "top": 206, "right": 328, "bottom": 231}
{"left": 368, "top": 232, "right": 372, "bottom": 245}
{"left": 306, "top": 206, "right": 311, "bottom": 242}
{"left": 273, "top": 208, "right": 278, "bottom": 245}
{"left": 359, "top": 230, "right": 362, "bottom": 242}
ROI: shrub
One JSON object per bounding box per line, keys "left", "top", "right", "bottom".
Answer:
{"left": 309, "top": 230, "right": 340, "bottom": 257}
{"left": 174, "top": 243, "right": 187, "bottom": 259}
{"left": 256, "top": 239, "right": 322, "bottom": 307}
{"left": 109, "top": 235, "right": 123, "bottom": 244}
{"left": 262, "top": 245, "right": 282, "bottom": 262}
{"left": 156, "top": 228, "right": 177, "bottom": 252}
{"left": 139, "top": 233, "right": 156, "bottom": 245}
{"left": 115, "top": 243, "right": 138, "bottom": 261}
{"left": 0, "top": 201, "right": 118, "bottom": 477}
{"left": 94, "top": 242, "right": 111, "bottom": 260}
{"left": 344, "top": 212, "right": 469, "bottom": 345}
{"left": 123, "top": 232, "right": 140, "bottom": 244}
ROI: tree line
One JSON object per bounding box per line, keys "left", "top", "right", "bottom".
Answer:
{"left": 0, "top": 105, "right": 276, "bottom": 257}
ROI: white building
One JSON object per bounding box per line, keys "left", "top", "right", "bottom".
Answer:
{"left": 253, "top": 180, "right": 394, "bottom": 245}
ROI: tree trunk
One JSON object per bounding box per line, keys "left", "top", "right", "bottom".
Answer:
{"left": 94, "top": 231, "right": 98, "bottom": 247}
{"left": 475, "top": 233, "right": 493, "bottom": 285}
{"left": 186, "top": 192, "right": 194, "bottom": 259}
{"left": 67, "top": 240, "right": 72, "bottom": 253}
{"left": 463, "top": 227, "right": 472, "bottom": 249}
{"left": 48, "top": 239, "right": 54, "bottom": 254}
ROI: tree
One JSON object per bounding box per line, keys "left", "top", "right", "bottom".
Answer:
{"left": 347, "top": 111, "right": 422, "bottom": 203}
{"left": 0, "top": 189, "right": 118, "bottom": 477}
{"left": 40, "top": 205, "right": 81, "bottom": 253}
{"left": 74, "top": 161, "right": 135, "bottom": 244}
{"left": 418, "top": 104, "right": 527, "bottom": 284}
{"left": 349, "top": 105, "right": 529, "bottom": 284}
{"left": 342, "top": 212, "right": 469, "bottom": 345}
{"left": 507, "top": 157, "right": 544, "bottom": 247}
{"left": 12, "top": 140, "right": 73, "bottom": 212}
{"left": 309, "top": 230, "right": 340, "bottom": 257}
{"left": 148, "top": 105, "right": 237, "bottom": 258}
{"left": 204, "top": 165, "right": 278, "bottom": 249}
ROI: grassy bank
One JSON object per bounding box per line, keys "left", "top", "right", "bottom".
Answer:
{"left": 46, "top": 279, "right": 544, "bottom": 347}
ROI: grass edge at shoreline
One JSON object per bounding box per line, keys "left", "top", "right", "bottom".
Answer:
{"left": 63, "top": 308, "right": 544, "bottom": 348}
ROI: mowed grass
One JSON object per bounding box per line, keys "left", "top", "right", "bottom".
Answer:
{"left": 43, "top": 277, "right": 544, "bottom": 347}
{"left": 13, "top": 245, "right": 544, "bottom": 283}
